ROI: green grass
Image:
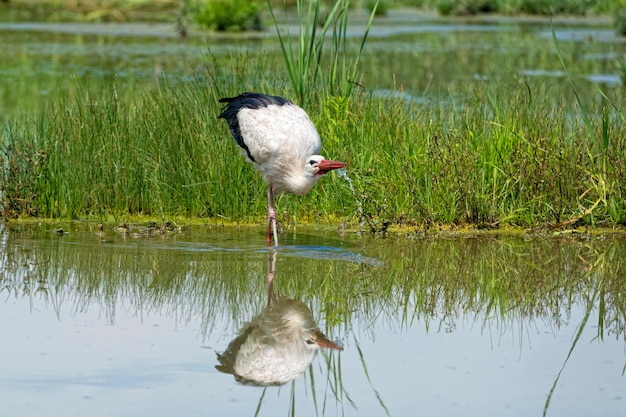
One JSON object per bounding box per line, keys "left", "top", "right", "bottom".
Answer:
{"left": 1, "top": 0, "right": 625, "bottom": 229}
{"left": 192, "top": 0, "right": 263, "bottom": 32}
{"left": 2, "top": 72, "right": 625, "bottom": 228}
{"left": 268, "top": 0, "right": 377, "bottom": 105}
{"left": 1, "top": 40, "right": 626, "bottom": 229}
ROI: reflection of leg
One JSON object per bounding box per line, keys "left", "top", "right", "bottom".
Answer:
{"left": 266, "top": 186, "right": 272, "bottom": 246}
{"left": 267, "top": 184, "right": 279, "bottom": 246}
{"left": 266, "top": 250, "right": 277, "bottom": 307}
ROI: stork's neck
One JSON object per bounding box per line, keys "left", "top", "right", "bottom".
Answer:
{"left": 281, "top": 172, "right": 320, "bottom": 196}
{"left": 262, "top": 160, "right": 320, "bottom": 196}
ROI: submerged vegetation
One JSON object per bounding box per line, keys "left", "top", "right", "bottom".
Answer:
{"left": 616, "top": 6, "right": 626, "bottom": 34}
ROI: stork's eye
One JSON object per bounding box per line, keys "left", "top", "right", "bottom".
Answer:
{"left": 308, "top": 160, "right": 317, "bottom": 166}
{"left": 305, "top": 339, "right": 316, "bottom": 345}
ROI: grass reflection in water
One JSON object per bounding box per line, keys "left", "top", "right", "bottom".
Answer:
{"left": 0, "top": 223, "right": 624, "bottom": 416}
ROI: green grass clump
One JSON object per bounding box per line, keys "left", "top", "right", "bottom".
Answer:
{"left": 337, "top": 85, "right": 626, "bottom": 229}
{"left": 427, "top": 0, "right": 625, "bottom": 16}
{"left": 0, "top": 78, "right": 249, "bottom": 220}
{"left": 192, "top": 0, "right": 263, "bottom": 32}
{"left": 1, "top": 73, "right": 625, "bottom": 228}
{"left": 268, "top": 0, "right": 377, "bottom": 105}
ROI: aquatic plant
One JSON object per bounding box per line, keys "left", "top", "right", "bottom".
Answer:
{"left": 267, "top": 0, "right": 378, "bottom": 104}
{"left": 192, "top": 0, "right": 263, "bottom": 32}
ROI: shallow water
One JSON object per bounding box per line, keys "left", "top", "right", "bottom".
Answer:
{"left": 0, "top": 223, "right": 624, "bottom": 417}
{"left": 1, "top": 10, "right": 625, "bottom": 123}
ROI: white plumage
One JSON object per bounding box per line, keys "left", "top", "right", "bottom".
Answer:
{"left": 215, "top": 291, "right": 343, "bottom": 386}
{"left": 219, "top": 92, "right": 346, "bottom": 246}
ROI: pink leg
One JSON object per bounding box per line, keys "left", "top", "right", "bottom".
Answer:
{"left": 267, "top": 185, "right": 279, "bottom": 246}
{"left": 266, "top": 250, "right": 277, "bottom": 307}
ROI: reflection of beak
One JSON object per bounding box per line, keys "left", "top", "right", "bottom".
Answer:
{"left": 317, "top": 159, "right": 346, "bottom": 175}
{"left": 314, "top": 329, "right": 344, "bottom": 350}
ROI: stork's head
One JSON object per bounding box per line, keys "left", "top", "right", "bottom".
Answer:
{"left": 303, "top": 328, "right": 344, "bottom": 351}
{"left": 281, "top": 301, "right": 344, "bottom": 351}
{"left": 305, "top": 155, "right": 346, "bottom": 177}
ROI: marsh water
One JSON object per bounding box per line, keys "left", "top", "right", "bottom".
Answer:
{"left": 1, "top": 8, "right": 626, "bottom": 417}
{"left": 1, "top": 10, "right": 625, "bottom": 122}
{"left": 1, "top": 222, "right": 625, "bottom": 417}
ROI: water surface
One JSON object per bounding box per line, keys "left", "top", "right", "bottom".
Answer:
{"left": 1, "top": 10, "right": 624, "bottom": 123}
{"left": 1, "top": 223, "right": 624, "bottom": 416}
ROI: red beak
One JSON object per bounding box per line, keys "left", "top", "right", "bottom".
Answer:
{"left": 313, "top": 329, "right": 344, "bottom": 351}
{"left": 317, "top": 159, "right": 346, "bottom": 175}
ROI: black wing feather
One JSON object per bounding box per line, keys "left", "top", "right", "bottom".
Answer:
{"left": 218, "top": 92, "right": 292, "bottom": 163}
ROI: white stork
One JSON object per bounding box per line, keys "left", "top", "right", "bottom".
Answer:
{"left": 218, "top": 92, "right": 346, "bottom": 246}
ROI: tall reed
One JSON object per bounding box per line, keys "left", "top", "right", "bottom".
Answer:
{"left": 267, "top": 0, "right": 377, "bottom": 104}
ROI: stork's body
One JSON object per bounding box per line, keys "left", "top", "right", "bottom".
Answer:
{"left": 216, "top": 289, "right": 342, "bottom": 385}
{"left": 218, "top": 92, "right": 345, "bottom": 246}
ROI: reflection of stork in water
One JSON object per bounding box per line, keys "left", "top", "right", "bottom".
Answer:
{"left": 216, "top": 251, "right": 343, "bottom": 386}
